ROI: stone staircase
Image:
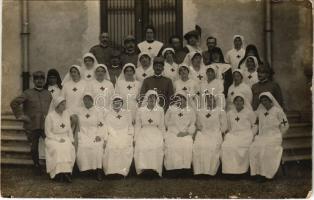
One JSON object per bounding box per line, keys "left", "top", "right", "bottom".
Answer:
{"left": 1, "top": 114, "right": 33, "bottom": 165}
{"left": 281, "top": 111, "right": 312, "bottom": 163}
{"left": 1, "top": 111, "right": 312, "bottom": 165}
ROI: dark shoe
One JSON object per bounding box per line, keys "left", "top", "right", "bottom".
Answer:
{"left": 106, "top": 174, "right": 124, "bottom": 180}
{"left": 53, "top": 173, "right": 64, "bottom": 182}
{"left": 256, "top": 175, "right": 268, "bottom": 183}
{"left": 225, "top": 174, "right": 239, "bottom": 181}
{"left": 140, "top": 170, "right": 160, "bottom": 179}
{"left": 64, "top": 173, "right": 72, "bottom": 183}
{"left": 96, "top": 169, "right": 103, "bottom": 181}
{"left": 34, "top": 164, "right": 45, "bottom": 176}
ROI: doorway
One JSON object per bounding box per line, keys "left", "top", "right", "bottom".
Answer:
{"left": 100, "top": 0, "right": 183, "bottom": 48}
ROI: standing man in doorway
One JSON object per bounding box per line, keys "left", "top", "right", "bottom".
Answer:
{"left": 202, "top": 36, "right": 222, "bottom": 65}
{"left": 138, "top": 25, "right": 164, "bottom": 59}
{"left": 168, "top": 35, "right": 187, "bottom": 64}
{"left": 90, "top": 32, "right": 114, "bottom": 66}
{"left": 120, "top": 35, "right": 139, "bottom": 66}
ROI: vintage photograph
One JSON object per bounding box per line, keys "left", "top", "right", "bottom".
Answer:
{"left": 1, "top": 0, "right": 312, "bottom": 198}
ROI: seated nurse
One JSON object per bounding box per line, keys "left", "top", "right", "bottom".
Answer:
{"left": 45, "top": 97, "right": 75, "bottom": 183}
{"left": 76, "top": 94, "right": 107, "bottom": 181}
{"left": 164, "top": 91, "right": 196, "bottom": 171}
{"left": 249, "top": 92, "right": 289, "bottom": 181}
{"left": 134, "top": 90, "right": 165, "bottom": 177}
{"left": 103, "top": 95, "right": 134, "bottom": 177}
{"left": 221, "top": 93, "right": 257, "bottom": 176}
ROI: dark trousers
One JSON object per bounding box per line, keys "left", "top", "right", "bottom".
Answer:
{"left": 26, "top": 129, "right": 45, "bottom": 166}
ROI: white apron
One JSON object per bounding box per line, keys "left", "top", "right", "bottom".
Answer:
{"left": 164, "top": 106, "right": 195, "bottom": 170}
{"left": 221, "top": 108, "right": 256, "bottom": 174}
{"left": 134, "top": 106, "right": 165, "bottom": 176}
{"left": 103, "top": 110, "right": 134, "bottom": 176}
{"left": 76, "top": 107, "right": 107, "bottom": 171}
{"left": 250, "top": 106, "right": 289, "bottom": 178}
{"left": 193, "top": 109, "right": 227, "bottom": 175}
{"left": 45, "top": 110, "right": 75, "bottom": 178}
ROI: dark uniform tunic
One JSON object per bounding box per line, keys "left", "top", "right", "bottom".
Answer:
{"left": 251, "top": 80, "right": 284, "bottom": 111}
{"left": 90, "top": 44, "right": 114, "bottom": 66}
{"left": 139, "top": 75, "right": 174, "bottom": 111}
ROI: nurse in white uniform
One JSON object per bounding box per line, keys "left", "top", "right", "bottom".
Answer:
{"left": 249, "top": 92, "right": 289, "bottom": 180}
{"left": 45, "top": 97, "right": 75, "bottom": 182}
{"left": 221, "top": 93, "right": 257, "bottom": 175}
{"left": 164, "top": 91, "right": 196, "bottom": 171}
{"left": 193, "top": 94, "right": 228, "bottom": 176}
{"left": 134, "top": 90, "right": 165, "bottom": 177}
{"left": 76, "top": 94, "right": 107, "bottom": 181}
{"left": 103, "top": 95, "right": 134, "bottom": 177}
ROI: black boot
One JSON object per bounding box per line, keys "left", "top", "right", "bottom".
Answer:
{"left": 96, "top": 169, "right": 103, "bottom": 181}
{"left": 63, "top": 173, "right": 72, "bottom": 183}
{"left": 33, "top": 163, "right": 44, "bottom": 176}
{"left": 53, "top": 173, "right": 64, "bottom": 182}
{"left": 256, "top": 175, "right": 269, "bottom": 183}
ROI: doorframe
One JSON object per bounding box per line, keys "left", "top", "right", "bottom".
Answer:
{"left": 175, "top": 0, "right": 183, "bottom": 42}
{"left": 100, "top": 0, "right": 108, "bottom": 32}
{"left": 100, "top": 0, "right": 183, "bottom": 43}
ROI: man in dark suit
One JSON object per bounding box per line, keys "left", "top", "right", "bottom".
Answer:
{"left": 139, "top": 57, "right": 174, "bottom": 111}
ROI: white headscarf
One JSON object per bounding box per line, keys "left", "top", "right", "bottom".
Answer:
{"left": 53, "top": 96, "right": 66, "bottom": 108}
{"left": 81, "top": 92, "right": 95, "bottom": 110}
{"left": 184, "top": 50, "right": 204, "bottom": 69}
{"left": 188, "top": 51, "right": 203, "bottom": 63}
{"left": 232, "top": 68, "right": 244, "bottom": 83}
{"left": 95, "top": 64, "right": 111, "bottom": 81}
{"left": 48, "top": 95, "right": 66, "bottom": 113}
{"left": 256, "top": 92, "right": 283, "bottom": 114}
{"left": 232, "top": 92, "right": 253, "bottom": 111}
{"left": 81, "top": 53, "right": 99, "bottom": 81}
{"left": 240, "top": 55, "right": 259, "bottom": 71}
{"left": 171, "top": 90, "right": 193, "bottom": 110}
{"left": 205, "top": 65, "right": 218, "bottom": 79}
{"left": 137, "top": 52, "right": 152, "bottom": 69}
{"left": 232, "top": 35, "right": 245, "bottom": 48}
{"left": 161, "top": 48, "right": 175, "bottom": 57}
{"left": 177, "top": 64, "right": 190, "bottom": 77}
{"left": 141, "top": 90, "right": 161, "bottom": 110}
{"left": 61, "top": 65, "right": 82, "bottom": 85}
{"left": 82, "top": 53, "right": 98, "bottom": 69}
{"left": 109, "top": 93, "right": 124, "bottom": 111}
{"left": 117, "top": 63, "right": 136, "bottom": 81}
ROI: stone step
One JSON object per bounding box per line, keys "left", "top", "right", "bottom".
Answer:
{"left": 1, "top": 132, "right": 28, "bottom": 141}
{"left": 283, "top": 138, "right": 312, "bottom": 150}
{"left": 1, "top": 151, "right": 32, "bottom": 160}
{"left": 1, "top": 125, "right": 24, "bottom": 131}
{"left": 283, "top": 131, "right": 312, "bottom": 139}
{"left": 1, "top": 157, "right": 33, "bottom": 165}
{"left": 1, "top": 139, "right": 29, "bottom": 147}
{"left": 282, "top": 154, "right": 312, "bottom": 163}
{"left": 284, "top": 126, "right": 312, "bottom": 139}
{"left": 1, "top": 130, "right": 26, "bottom": 140}
{"left": 1, "top": 115, "right": 24, "bottom": 127}
{"left": 1, "top": 144, "right": 30, "bottom": 153}
{"left": 283, "top": 147, "right": 311, "bottom": 156}
{"left": 289, "top": 122, "right": 312, "bottom": 128}
{"left": 286, "top": 111, "right": 302, "bottom": 123}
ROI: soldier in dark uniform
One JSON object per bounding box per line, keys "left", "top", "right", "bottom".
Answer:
{"left": 11, "top": 71, "right": 52, "bottom": 174}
